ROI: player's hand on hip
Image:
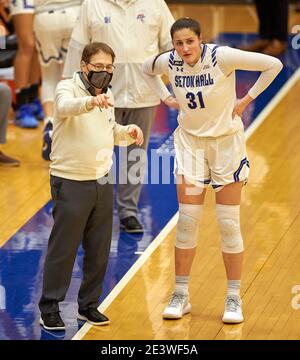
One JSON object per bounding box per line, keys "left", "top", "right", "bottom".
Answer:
{"left": 128, "top": 125, "right": 144, "bottom": 146}
{"left": 232, "top": 94, "right": 253, "bottom": 118}
{"left": 92, "top": 94, "right": 114, "bottom": 109}
{"left": 164, "top": 95, "right": 180, "bottom": 110}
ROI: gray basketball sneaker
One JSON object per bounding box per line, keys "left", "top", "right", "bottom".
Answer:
{"left": 222, "top": 295, "right": 244, "bottom": 324}
{"left": 162, "top": 292, "right": 191, "bottom": 319}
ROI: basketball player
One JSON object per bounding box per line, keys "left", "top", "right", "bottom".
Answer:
{"left": 33, "top": 0, "right": 82, "bottom": 160}
{"left": 10, "top": 0, "right": 41, "bottom": 128}
{"left": 142, "top": 18, "right": 283, "bottom": 323}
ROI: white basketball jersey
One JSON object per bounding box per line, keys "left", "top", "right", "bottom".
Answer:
{"left": 168, "top": 44, "right": 244, "bottom": 137}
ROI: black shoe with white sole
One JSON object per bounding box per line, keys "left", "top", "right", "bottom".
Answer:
{"left": 40, "top": 312, "right": 65, "bottom": 331}
{"left": 120, "top": 216, "right": 144, "bottom": 233}
{"left": 78, "top": 308, "right": 110, "bottom": 326}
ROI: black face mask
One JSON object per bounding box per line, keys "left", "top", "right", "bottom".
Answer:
{"left": 87, "top": 70, "right": 113, "bottom": 90}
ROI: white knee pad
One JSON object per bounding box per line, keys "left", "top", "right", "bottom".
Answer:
{"left": 176, "top": 203, "right": 203, "bottom": 249}
{"left": 41, "top": 62, "right": 62, "bottom": 103}
{"left": 216, "top": 204, "right": 244, "bottom": 253}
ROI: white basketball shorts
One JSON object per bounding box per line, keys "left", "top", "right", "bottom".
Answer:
{"left": 173, "top": 126, "right": 250, "bottom": 192}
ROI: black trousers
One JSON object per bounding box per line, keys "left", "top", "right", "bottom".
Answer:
{"left": 39, "top": 175, "right": 113, "bottom": 314}
{"left": 255, "top": 0, "right": 288, "bottom": 42}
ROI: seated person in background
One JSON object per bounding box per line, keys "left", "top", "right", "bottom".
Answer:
{"left": 0, "top": 83, "right": 20, "bottom": 166}
{"left": 240, "top": 0, "right": 288, "bottom": 56}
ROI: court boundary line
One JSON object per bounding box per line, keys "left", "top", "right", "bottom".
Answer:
{"left": 73, "top": 67, "right": 300, "bottom": 340}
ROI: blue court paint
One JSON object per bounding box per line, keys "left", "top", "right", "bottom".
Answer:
{"left": 0, "top": 34, "right": 299, "bottom": 340}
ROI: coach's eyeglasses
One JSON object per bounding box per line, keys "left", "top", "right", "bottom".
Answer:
{"left": 87, "top": 62, "right": 115, "bottom": 73}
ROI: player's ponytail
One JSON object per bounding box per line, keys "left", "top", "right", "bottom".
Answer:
{"left": 152, "top": 49, "right": 173, "bottom": 71}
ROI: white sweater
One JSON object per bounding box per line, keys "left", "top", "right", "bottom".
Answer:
{"left": 50, "top": 73, "right": 136, "bottom": 180}
{"left": 63, "top": 0, "right": 175, "bottom": 108}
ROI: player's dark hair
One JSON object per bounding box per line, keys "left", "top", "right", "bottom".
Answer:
{"left": 81, "top": 42, "right": 115, "bottom": 63}
{"left": 170, "top": 17, "right": 201, "bottom": 38}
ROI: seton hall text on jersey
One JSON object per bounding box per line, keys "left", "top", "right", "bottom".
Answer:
{"left": 174, "top": 73, "right": 214, "bottom": 88}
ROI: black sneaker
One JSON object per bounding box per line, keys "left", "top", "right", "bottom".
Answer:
{"left": 120, "top": 216, "right": 144, "bottom": 233}
{"left": 78, "top": 308, "right": 110, "bottom": 326}
{"left": 39, "top": 312, "right": 65, "bottom": 331}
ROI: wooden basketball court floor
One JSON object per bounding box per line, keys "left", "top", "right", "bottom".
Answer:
{"left": 1, "top": 4, "right": 300, "bottom": 340}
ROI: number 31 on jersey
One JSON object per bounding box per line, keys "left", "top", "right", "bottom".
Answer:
{"left": 186, "top": 91, "right": 205, "bottom": 109}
